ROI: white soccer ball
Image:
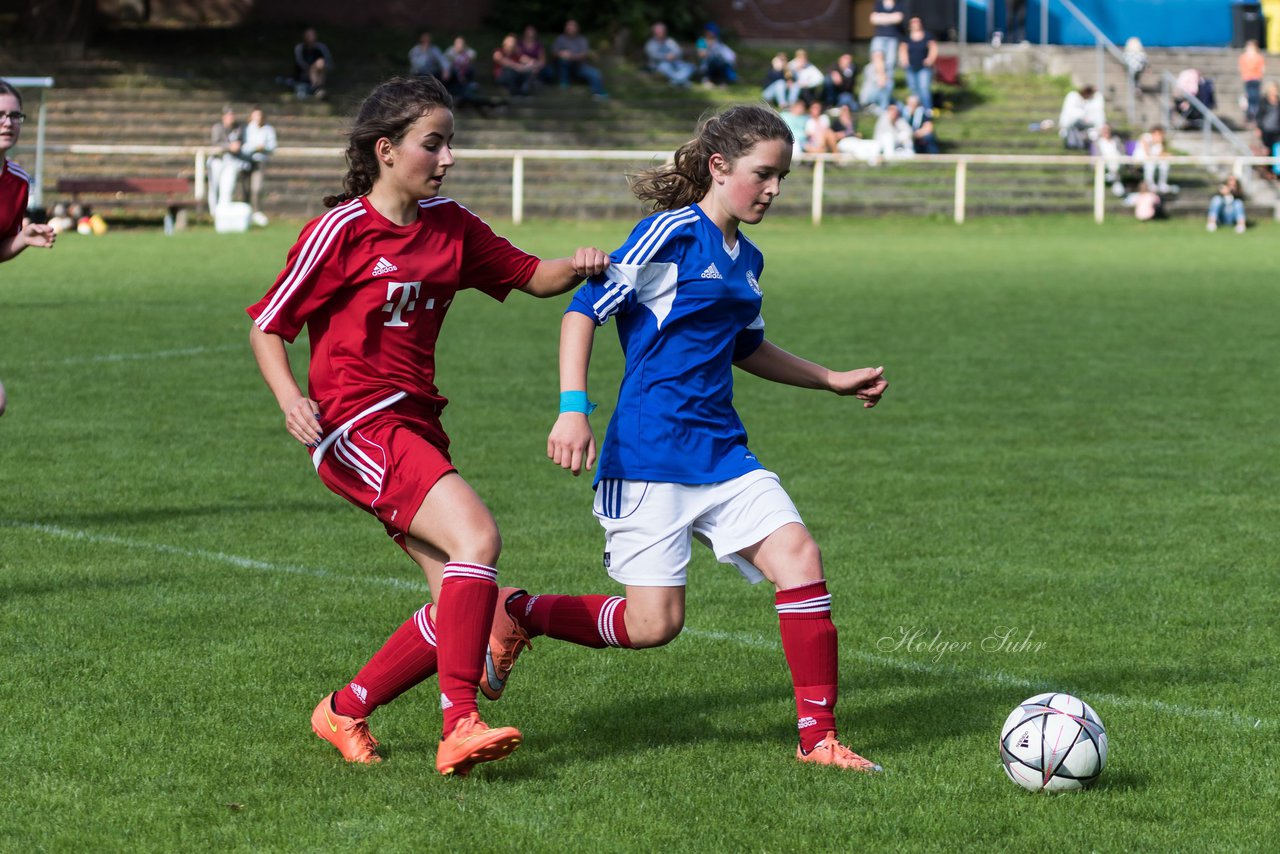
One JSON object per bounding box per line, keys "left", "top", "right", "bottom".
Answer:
{"left": 999, "top": 692, "right": 1107, "bottom": 792}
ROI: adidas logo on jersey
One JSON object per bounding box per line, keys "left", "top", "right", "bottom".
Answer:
{"left": 371, "top": 256, "right": 399, "bottom": 277}
{"left": 350, "top": 683, "right": 368, "bottom": 704}
{"left": 701, "top": 263, "right": 722, "bottom": 280}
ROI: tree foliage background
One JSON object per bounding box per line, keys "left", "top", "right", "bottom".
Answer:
{"left": 487, "top": 0, "right": 710, "bottom": 43}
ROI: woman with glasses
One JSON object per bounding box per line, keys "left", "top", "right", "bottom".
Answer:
{"left": 0, "top": 80, "right": 55, "bottom": 264}
{"left": 0, "top": 79, "right": 57, "bottom": 416}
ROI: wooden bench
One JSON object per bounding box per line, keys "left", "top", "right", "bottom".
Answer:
{"left": 55, "top": 177, "right": 199, "bottom": 235}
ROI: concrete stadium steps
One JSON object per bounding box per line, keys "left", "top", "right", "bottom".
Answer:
{"left": 12, "top": 43, "right": 1246, "bottom": 223}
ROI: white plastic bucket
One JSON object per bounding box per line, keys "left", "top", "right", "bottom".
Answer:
{"left": 214, "top": 202, "right": 252, "bottom": 233}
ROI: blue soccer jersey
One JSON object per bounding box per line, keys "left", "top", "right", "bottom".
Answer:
{"left": 567, "top": 204, "right": 768, "bottom": 485}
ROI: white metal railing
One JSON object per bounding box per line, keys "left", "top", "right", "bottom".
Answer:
{"left": 41, "top": 144, "right": 1280, "bottom": 225}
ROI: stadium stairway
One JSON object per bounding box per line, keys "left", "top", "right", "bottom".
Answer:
{"left": 0, "top": 36, "right": 1249, "bottom": 224}
{"left": 978, "top": 43, "right": 1275, "bottom": 218}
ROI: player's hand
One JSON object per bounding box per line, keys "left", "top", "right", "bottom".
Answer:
{"left": 284, "top": 396, "right": 323, "bottom": 447}
{"left": 548, "top": 412, "right": 596, "bottom": 475}
{"left": 570, "top": 247, "right": 610, "bottom": 279}
{"left": 21, "top": 223, "right": 55, "bottom": 249}
{"left": 830, "top": 366, "right": 888, "bottom": 408}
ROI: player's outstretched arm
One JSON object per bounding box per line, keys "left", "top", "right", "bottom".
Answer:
{"left": 735, "top": 340, "right": 888, "bottom": 409}
{"left": 547, "top": 311, "right": 598, "bottom": 475}
{"left": 249, "top": 324, "right": 324, "bottom": 446}
{"left": 522, "top": 247, "right": 610, "bottom": 297}
{"left": 0, "top": 223, "right": 56, "bottom": 262}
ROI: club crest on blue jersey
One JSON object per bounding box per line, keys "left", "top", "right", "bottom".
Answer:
{"left": 745, "top": 270, "right": 761, "bottom": 295}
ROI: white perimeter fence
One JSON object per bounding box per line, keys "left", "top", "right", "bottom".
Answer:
{"left": 42, "top": 145, "right": 1280, "bottom": 225}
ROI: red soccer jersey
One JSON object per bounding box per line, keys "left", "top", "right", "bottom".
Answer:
{"left": 0, "top": 158, "right": 31, "bottom": 239}
{"left": 247, "top": 195, "right": 540, "bottom": 431}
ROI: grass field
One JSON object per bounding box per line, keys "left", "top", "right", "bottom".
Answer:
{"left": 1, "top": 215, "right": 1277, "bottom": 851}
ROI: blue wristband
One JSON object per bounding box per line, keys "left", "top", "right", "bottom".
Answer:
{"left": 559, "top": 390, "right": 597, "bottom": 415}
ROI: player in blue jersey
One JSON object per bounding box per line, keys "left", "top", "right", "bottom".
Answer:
{"left": 483, "top": 104, "right": 888, "bottom": 772}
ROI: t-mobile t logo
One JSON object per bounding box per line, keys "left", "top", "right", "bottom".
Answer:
{"left": 382, "top": 281, "right": 423, "bottom": 327}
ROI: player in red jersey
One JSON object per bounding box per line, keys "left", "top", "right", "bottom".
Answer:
{"left": 246, "top": 75, "right": 608, "bottom": 775}
{"left": 0, "top": 80, "right": 53, "bottom": 264}
{"left": 0, "top": 79, "right": 58, "bottom": 417}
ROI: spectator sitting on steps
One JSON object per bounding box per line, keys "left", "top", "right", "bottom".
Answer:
{"left": 241, "top": 107, "right": 277, "bottom": 227}
{"left": 644, "top": 22, "right": 695, "bottom": 88}
{"left": 293, "top": 27, "right": 333, "bottom": 99}
{"left": 409, "top": 32, "right": 448, "bottom": 81}
{"left": 1059, "top": 84, "right": 1105, "bottom": 150}
{"left": 695, "top": 23, "right": 738, "bottom": 86}
{"left": 1206, "top": 176, "right": 1247, "bottom": 233}
{"left": 550, "top": 19, "right": 609, "bottom": 99}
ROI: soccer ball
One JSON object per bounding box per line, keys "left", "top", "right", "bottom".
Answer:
{"left": 999, "top": 692, "right": 1107, "bottom": 792}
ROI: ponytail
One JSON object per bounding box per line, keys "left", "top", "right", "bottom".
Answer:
{"left": 629, "top": 104, "right": 793, "bottom": 212}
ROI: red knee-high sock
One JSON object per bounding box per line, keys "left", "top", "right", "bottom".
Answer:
{"left": 435, "top": 562, "right": 498, "bottom": 734}
{"left": 507, "top": 593, "right": 632, "bottom": 648}
{"left": 777, "top": 580, "right": 839, "bottom": 754}
{"left": 332, "top": 603, "right": 438, "bottom": 718}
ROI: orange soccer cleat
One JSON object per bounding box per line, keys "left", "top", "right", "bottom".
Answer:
{"left": 480, "top": 587, "right": 533, "bottom": 701}
{"left": 310, "top": 693, "right": 381, "bottom": 764}
{"left": 796, "top": 732, "right": 883, "bottom": 773}
{"left": 435, "top": 712, "right": 522, "bottom": 777}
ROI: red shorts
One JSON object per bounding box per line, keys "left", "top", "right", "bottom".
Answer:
{"left": 315, "top": 404, "right": 455, "bottom": 541}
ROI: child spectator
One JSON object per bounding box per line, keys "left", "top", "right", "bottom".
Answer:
{"left": 1206, "top": 176, "right": 1247, "bottom": 233}
{"left": 1093, "top": 124, "right": 1126, "bottom": 196}
{"left": 1134, "top": 126, "right": 1172, "bottom": 193}
{"left": 1127, "top": 182, "right": 1164, "bottom": 221}
{"left": 1123, "top": 37, "right": 1148, "bottom": 93}
{"left": 802, "top": 100, "right": 839, "bottom": 154}
{"left": 780, "top": 100, "right": 810, "bottom": 155}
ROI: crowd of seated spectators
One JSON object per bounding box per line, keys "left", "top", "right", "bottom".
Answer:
{"left": 761, "top": 6, "right": 946, "bottom": 165}
{"left": 404, "top": 21, "right": 608, "bottom": 108}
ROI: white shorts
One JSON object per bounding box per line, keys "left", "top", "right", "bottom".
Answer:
{"left": 593, "top": 469, "right": 804, "bottom": 587}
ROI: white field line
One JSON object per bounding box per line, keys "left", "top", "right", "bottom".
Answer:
{"left": 683, "top": 628, "right": 1271, "bottom": 731}
{"left": 1, "top": 520, "right": 427, "bottom": 593}
{"left": 3, "top": 519, "right": 1272, "bottom": 732}
{"left": 22, "top": 344, "right": 242, "bottom": 368}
